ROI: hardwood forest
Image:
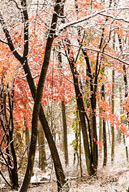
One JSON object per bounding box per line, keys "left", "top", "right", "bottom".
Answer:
{"left": 0, "top": 0, "right": 129, "bottom": 191}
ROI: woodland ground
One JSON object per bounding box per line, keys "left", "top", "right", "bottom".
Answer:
{"left": 0, "top": 136, "right": 129, "bottom": 192}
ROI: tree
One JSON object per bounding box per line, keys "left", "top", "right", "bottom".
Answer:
{"left": 0, "top": 0, "right": 129, "bottom": 190}
{"left": 0, "top": 81, "right": 18, "bottom": 190}
{"left": 0, "top": 0, "right": 67, "bottom": 191}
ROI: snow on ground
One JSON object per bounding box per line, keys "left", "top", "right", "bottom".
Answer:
{"left": 26, "top": 164, "right": 129, "bottom": 192}
{"left": 1, "top": 136, "right": 129, "bottom": 191}
{"left": 27, "top": 139, "right": 129, "bottom": 192}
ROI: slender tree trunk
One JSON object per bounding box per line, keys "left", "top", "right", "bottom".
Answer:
{"left": 99, "top": 107, "right": 103, "bottom": 155}
{"left": 103, "top": 118, "right": 107, "bottom": 166}
{"left": 80, "top": 47, "right": 98, "bottom": 171}
{"left": 69, "top": 60, "right": 95, "bottom": 176}
{"left": 118, "top": 37, "right": 129, "bottom": 162}
{"left": 24, "top": 117, "right": 30, "bottom": 155}
{"left": 91, "top": 100, "right": 98, "bottom": 170}
{"left": 38, "top": 123, "right": 47, "bottom": 171}
{"left": 8, "top": 89, "right": 19, "bottom": 190}
{"left": 118, "top": 86, "right": 122, "bottom": 143}
{"left": 58, "top": 42, "right": 69, "bottom": 166}
{"left": 2, "top": 87, "right": 19, "bottom": 190}
{"left": 61, "top": 101, "right": 69, "bottom": 166}
{"left": 111, "top": 68, "right": 115, "bottom": 163}
{"left": 101, "top": 84, "right": 107, "bottom": 167}
{"left": 78, "top": 112, "right": 83, "bottom": 177}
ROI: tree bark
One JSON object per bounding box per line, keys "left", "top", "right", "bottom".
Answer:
{"left": 101, "top": 84, "right": 107, "bottom": 167}
{"left": 61, "top": 101, "right": 69, "bottom": 166}
{"left": 68, "top": 59, "right": 95, "bottom": 176}
{"left": 58, "top": 42, "right": 69, "bottom": 166}
{"left": 38, "top": 123, "right": 47, "bottom": 171}
{"left": 118, "top": 37, "right": 129, "bottom": 162}
{"left": 24, "top": 117, "right": 30, "bottom": 155}
{"left": 111, "top": 68, "right": 115, "bottom": 163}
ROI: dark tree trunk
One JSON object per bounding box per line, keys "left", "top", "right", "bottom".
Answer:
{"left": 38, "top": 123, "right": 47, "bottom": 171}
{"left": 61, "top": 101, "right": 69, "bottom": 166}
{"left": 111, "top": 68, "right": 115, "bottom": 163}
{"left": 81, "top": 48, "right": 98, "bottom": 170}
{"left": 69, "top": 59, "right": 95, "bottom": 176}
{"left": 8, "top": 88, "right": 19, "bottom": 190}
{"left": 24, "top": 117, "right": 30, "bottom": 155}
{"left": 0, "top": 86, "right": 19, "bottom": 190}
{"left": 101, "top": 84, "right": 107, "bottom": 167}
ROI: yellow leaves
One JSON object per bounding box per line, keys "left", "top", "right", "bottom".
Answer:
{"left": 120, "top": 114, "right": 126, "bottom": 121}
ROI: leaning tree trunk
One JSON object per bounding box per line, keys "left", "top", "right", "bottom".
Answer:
{"left": 38, "top": 123, "right": 47, "bottom": 171}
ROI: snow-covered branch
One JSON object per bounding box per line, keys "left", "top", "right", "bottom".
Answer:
{"left": 58, "top": 7, "right": 129, "bottom": 32}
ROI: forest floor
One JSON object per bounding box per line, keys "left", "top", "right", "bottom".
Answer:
{"left": 0, "top": 141, "right": 129, "bottom": 191}
{"left": 27, "top": 163, "right": 129, "bottom": 192}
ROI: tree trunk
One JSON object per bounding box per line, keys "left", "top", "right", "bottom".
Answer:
{"left": 24, "top": 117, "right": 30, "bottom": 155}
{"left": 111, "top": 68, "right": 115, "bottom": 163}
{"left": 8, "top": 89, "right": 19, "bottom": 190}
{"left": 118, "top": 85, "right": 122, "bottom": 143}
{"left": 69, "top": 60, "right": 95, "bottom": 176}
{"left": 118, "top": 37, "right": 129, "bottom": 161}
{"left": 38, "top": 123, "right": 47, "bottom": 171}
{"left": 78, "top": 113, "right": 83, "bottom": 177}
{"left": 58, "top": 41, "right": 69, "bottom": 166}
{"left": 81, "top": 48, "right": 98, "bottom": 171}
{"left": 61, "top": 101, "right": 69, "bottom": 166}
{"left": 101, "top": 84, "right": 107, "bottom": 167}
{"left": 99, "top": 107, "right": 103, "bottom": 156}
